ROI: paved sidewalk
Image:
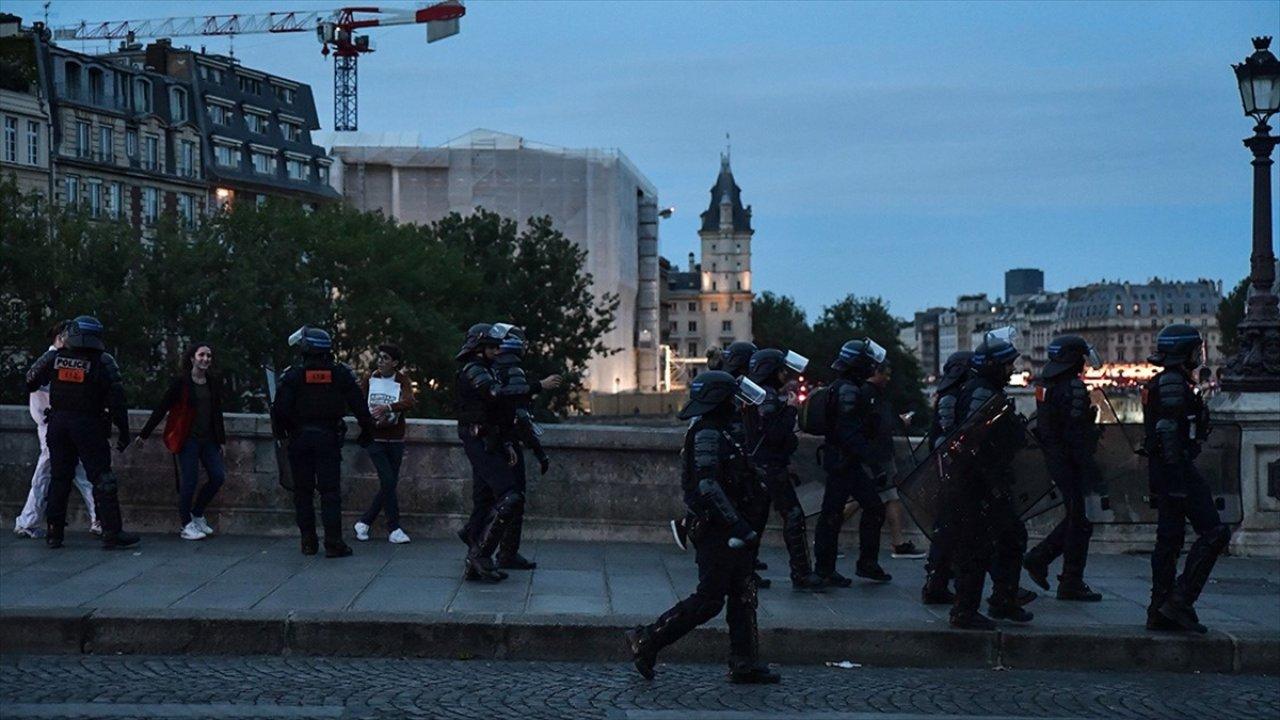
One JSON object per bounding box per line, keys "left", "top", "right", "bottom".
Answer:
{"left": 1, "top": 532, "right": 1277, "bottom": 673}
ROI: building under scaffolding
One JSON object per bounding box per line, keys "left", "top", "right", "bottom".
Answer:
{"left": 323, "top": 129, "right": 661, "bottom": 394}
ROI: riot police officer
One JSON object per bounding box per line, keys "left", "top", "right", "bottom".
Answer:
{"left": 813, "top": 338, "right": 892, "bottom": 587}
{"left": 488, "top": 327, "right": 562, "bottom": 570}
{"left": 745, "top": 348, "right": 825, "bottom": 592}
{"left": 950, "top": 335, "right": 1033, "bottom": 628}
{"left": 625, "top": 370, "right": 779, "bottom": 684}
{"left": 920, "top": 350, "right": 972, "bottom": 604}
{"left": 454, "top": 322, "right": 544, "bottom": 582}
{"left": 271, "top": 326, "right": 375, "bottom": 558}
{"left": 1024, "top": 336, "right": 1104, "bottom": 602}
{"left": 1143, "top": 324, "right": 1230, "bottom": 634}
{"left": 25, "top": 316, "right": 138, "bottom": 550}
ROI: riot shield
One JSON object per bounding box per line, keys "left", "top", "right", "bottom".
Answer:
{"left": 263, "top": 363, "right": 294, "bottom": 492}
{"left": 897, "top": 394, "right": 1010, "bottom": 539}
{"left": 1081, "top": 423, "right": 1242, "bottom": 525}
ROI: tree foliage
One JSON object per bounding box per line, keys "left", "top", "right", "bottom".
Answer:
{"left": 1215, "top": 276, "right": 1249, "bottom": 359}
{"left": 0, "top": 181, "right": 616, "bottom": 417}
{"left": 752, "top": 291, "right": 930, "bottom": 431}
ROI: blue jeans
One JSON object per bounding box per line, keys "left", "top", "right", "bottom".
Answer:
{"left": 360, "top": 441, "right": 405, "bottom": 531}
{"left": 177, "top": 438, "right": 226, "bottom": 526}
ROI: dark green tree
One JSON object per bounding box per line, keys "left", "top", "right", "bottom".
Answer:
{"left": 1215, "top": 277, "right": 1249, "bottom": 359}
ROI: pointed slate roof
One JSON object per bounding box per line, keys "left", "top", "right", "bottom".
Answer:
{"left": 699, "top": 153, "right": 752, "bottom": 233}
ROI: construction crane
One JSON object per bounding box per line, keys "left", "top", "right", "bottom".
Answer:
{"left": 52, "top": 1, "right": 466, "bottom": 131}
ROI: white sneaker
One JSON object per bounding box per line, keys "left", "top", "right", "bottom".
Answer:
{"left": 354, "top": 522, "right": 370, "bottom": 541}
{"left": 192, "top": 516, "right": 213, "bottom": 535}
{"left": 89, "top": 520, "right": 103, "bottom": 536}
{"left": 180, "top": 521, "right": 207, "bottom": 541}
{"left": 14, "top": 526, "right": 45, "bottom": 539}
{"left": 388, "top": 528, "right": 411, "bottom": 544}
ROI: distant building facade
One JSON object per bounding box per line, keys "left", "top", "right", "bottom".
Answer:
{"left": 1057, "top": 279, "right": 1224, "bottom": 365}
{"left": 326, "top": 129, "right": 661, "bottom": 393}
{"left": 661, "top": 154, "right": 755, "bottom": 365}
{"left": 0, "top": 17, "right": 336, "bottom": 227}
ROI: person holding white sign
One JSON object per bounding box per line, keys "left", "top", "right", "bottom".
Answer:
{"left": 354, "top": 343, "right": 417, "bottom": 544}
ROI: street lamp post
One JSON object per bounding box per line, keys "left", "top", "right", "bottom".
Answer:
{"left": 1222, "top": 36, "right": 1280, "bottom": 392}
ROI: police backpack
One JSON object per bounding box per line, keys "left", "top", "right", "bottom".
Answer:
{"left": 798, "top": 385, "right": 834, "bottom": 436}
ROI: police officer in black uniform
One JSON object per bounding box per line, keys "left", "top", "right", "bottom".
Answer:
{"left": 1024, "top": 336, "right": 1105, "bottom": 602}
{"left": 488, "top": 327, "right": 561, "bottom": 570}
{"left": 1143, "top": 324, "right": 1230, "bottom": 634}
{"left": 25, "top": 316, "right": 138, "bottom": 550}
{"left": 949, "top": 335, "right": 1033, "bottom": 628}
{"left": 625, "top": 370, "right": 779, "bottom": 684}
{"left": 920, "top": 350, "right": 972, "bottom": 604}
{"left": 271, "top": 326, "right": 375, "bottom": 558}
{"left": 454, "top": 322, "right": 550, "bottom": 582}
{"left": 813, "top": 338, "right": 892, "bottom": 587}
{"left": 745, "top": 348, "right": 825, "bottom": 592}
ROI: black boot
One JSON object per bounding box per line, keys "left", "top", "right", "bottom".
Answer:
{"left": 46, "top": 524, "right": 65, "bottom": 549}
{"left": 791, "top": 572, "right": 827, "bottom": 592}
{"left": 455, "top": 526, "right": 471, "bottom": 547}
{"left": 324, "top": 540, "right": 353, "bottom": 558}
{"left": 625, "top": 626, "right": 659, "bottom": 679}
{"left": 1023, "top": 550, "right": 1051, "bottom": 591}
{"left": 496, "top": 507, "right": 535, "bottom": 569}
{"left": 988, "top": 586, "right": 1034, "bottom": 623}
{"left": 753, "top": 571, "right": 771, "bottom": 590}
{"left": 921, "top": 572, "right": 955, "bottom": 605}
{"left": 949, "top": 609, "right": 997, "bottom": 630}
{"left": 988, "top": 587, "right": 1038, "bottom": 607}
{"left": 1056, "top": 576, "right": 1102, "bottom": 602}
{"left": 728, "top": 658, "right": 781, "bottom": 684}
{"left": 102, "top": 530, "right": 140, "bottom": 550}
{"left": 300, "top": 534, "right": 319, "bottom": 556}
{"left": 1158, "top": 591, "right": 1208, "bottom": 634}
{"left": 855, "top": 561, "right": 892, "bottom": 583}
{"left": 818, "top": 570, "right": 853, "bottom": 588}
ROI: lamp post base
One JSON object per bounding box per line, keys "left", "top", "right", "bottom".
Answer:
{"left": 1220, "top": 307, "right": 1280, "bottom": 393}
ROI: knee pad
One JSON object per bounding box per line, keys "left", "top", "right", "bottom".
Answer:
{"left": 495, "top": 491, "right": 525, "bottom": 519}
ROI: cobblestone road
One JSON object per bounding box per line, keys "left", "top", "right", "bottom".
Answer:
{"left": 1, "top": 654, "right": 1275, "bottom": 720}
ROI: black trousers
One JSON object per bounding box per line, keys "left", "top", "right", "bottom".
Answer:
{"left": 288, "top": 427, "right": 344, "bottom": 544}
{"left": 813, "top": 461, "right": 884, "bottom": 575}
{"left": 1150, "top": 459, "right": 1230, "bottom": 609}
{"left": 645, "top": 524, "right": 759, "bottom": 664}
{"left": 460, "top": 433, "right": 519, "bottom": 544}
{"left": 1028, "top": 447, "right": 1096, "bottom": 579}
{"left": 45, "top": 412, "right": 122, "bottom": 537}
{"left": 760, "top": 465, "right": 814, "bottom": 580}
{"left": 950, "top": 469, "right": 1026, "bottom": 614}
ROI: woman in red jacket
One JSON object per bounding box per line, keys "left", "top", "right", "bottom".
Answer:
{"left": 135, "top": 343, "right": 227, "bottom": 540}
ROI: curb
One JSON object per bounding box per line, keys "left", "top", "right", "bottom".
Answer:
{"left": 1, "top": 608, "right": 1273, "bottom": 675}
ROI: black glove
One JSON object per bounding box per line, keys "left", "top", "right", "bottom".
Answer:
{"left": 116, "top": 431, "right": 132, "bottom": 453}
{"left": 537, "top": 453, "right": 550, "bottom": 475}
{"left": 727, "top": 519, "right": 759, "bottom": 550}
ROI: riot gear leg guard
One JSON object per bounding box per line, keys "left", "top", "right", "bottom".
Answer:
{"left": 467, "top": 491, "right": 523, "bottom": 582}
{"left": 1149, "top": 494, "right": 1187, "bottom": 626}
{"left": 94, "top": 472, "right": 138, "bottom": 550}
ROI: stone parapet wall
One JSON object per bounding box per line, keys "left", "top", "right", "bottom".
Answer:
{"left": 2, "top": 405, "right": 1275, "bottom": 556}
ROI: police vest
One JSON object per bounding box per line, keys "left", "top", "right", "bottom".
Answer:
{"left": 294, "top": 361, "right": 347, "bottom": 424}
{"left": 48, "top": 349, "right": 106, "bottom": 414}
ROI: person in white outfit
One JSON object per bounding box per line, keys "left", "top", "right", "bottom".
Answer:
{"left": 13, "top": 322, "right": 101, "bottom": 538}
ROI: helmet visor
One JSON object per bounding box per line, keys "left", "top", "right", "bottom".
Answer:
{"left": 1086, "top": 345, "right": 1103, "bottom": 370}
{"left": 487, "top": 322, "right": 516, "bottom": 340}
{"left": 985, "top": 325, "right": 1018, "bottom": 345}
{"left": 865, "top": 339, "right": 887, "bottom": 365}
{"left": 784, "top": 350, "right": 809, "bottom": 374}
{"left": 736, "top": 376, "right": 767, "bottom": 406}
{"left": 287, "top": 326, "right": 307, "bottom": 347}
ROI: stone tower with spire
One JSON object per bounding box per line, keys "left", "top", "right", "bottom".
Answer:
{"left": 658, "top": 152, "right": 754, "bottom": 364}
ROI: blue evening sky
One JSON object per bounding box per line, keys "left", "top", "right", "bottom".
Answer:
{"left": 11, "top": 0, "right": 1279, "bottom": 320}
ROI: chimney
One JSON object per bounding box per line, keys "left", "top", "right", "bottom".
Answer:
{"left": 687, "top": 252, "right": 695, "bottom": 273}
